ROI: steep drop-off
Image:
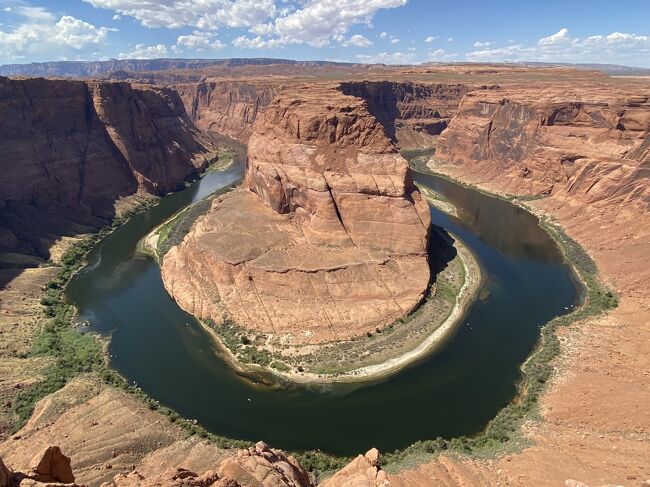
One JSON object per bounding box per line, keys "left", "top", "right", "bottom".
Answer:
{"left": 436, "top": 85, "right": 650, "bottom": 206}
{"left": 339, "top": 81, "right": 468, "bottom": 148}
{"left": 173, "top": 80, "right": 279, "bottom": 142}
{"left": 0, "top": 77, "right": 217, "bottom": 264}
{"left": 162, "top": 84, "right": 431, "bottom": 345}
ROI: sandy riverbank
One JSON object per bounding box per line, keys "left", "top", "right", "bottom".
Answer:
{"left": 184, "top": 228, "right": 481, "bottom": 386}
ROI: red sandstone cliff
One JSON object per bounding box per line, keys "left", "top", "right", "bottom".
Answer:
{"left": 162, "top": 84, "right": 431, "bottom": 344}
{"left": 435, "top": 85, "right": 650, "bottom": 207}
{"left": 173, "top": 80, "right": 279, "bottom": 142}
{"left": 0, "top": 77, "right": 217, "bottom": 263}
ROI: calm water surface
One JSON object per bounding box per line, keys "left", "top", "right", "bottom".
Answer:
{"left": 66, "top": 162, "right": 579, "bottom": 455}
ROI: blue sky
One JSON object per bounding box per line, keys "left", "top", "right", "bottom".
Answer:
{"left": 1, "top": 0, "right": 649, "bottom": 67}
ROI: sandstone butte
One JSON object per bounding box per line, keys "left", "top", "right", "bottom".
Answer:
{"left": 162, "top": 84, "right": 431, "bottom": 344}
{"left": 0, "top": 63, "right": 649, "bottom": 487}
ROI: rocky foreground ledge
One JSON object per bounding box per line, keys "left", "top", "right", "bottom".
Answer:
{"left": 0, "top": 443, "right": 390, "bottom": 487}
{"left": 161, "top": 84, "right": 432, "bottom": 350}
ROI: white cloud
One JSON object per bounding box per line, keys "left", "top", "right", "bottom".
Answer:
{"left": 83, "top": 0, "right": 277, "bottom": 30}
{"left": 379, "top": 31, "right": 388, "bottom": 39}
{"left": 119, "top": 43, "right": 168, "bottom": 59}
{"left": 54, "top": 16, "right": 113, "bottom": 49}
{"left": 446, "top": 37, "right": 453, "bottom": 42}
{"left": 342, "top": 34, "right": 373, "bottom": 47}
{"left": 232, "top": 35, "right": 284, "bottom": 49}
{"left": 356, "top": 51, "right": 416, "bottom": 64}
{"left": 473, "top": 41, "right": 491, "bottom": 48}
{"left": 390, "top": 38, "right": 400, "bottom": 44}
{"left": 427, "top": 48, "right": 457, "bottom": 61}
{"left": 255, "top": 0, "right": 407, "bottom": 47}
{"left": 112, "top": 14, "right": 121, "bottom": 20}
{"left": 174, "top": 31, "right": 225, "bottom": 52}
{"left": 0, "top": 6, "right": 113, "bottom": 61}
{"left": 85, "top": 0, "right": 406, "bottom": 48}
{"left": 467, "top": 28, "right": 650, "bottom": 65}
{"left": 425, "top": 35, "right": 438, "bottom": 43}
{"left": 538, "top": 27, "right": 569, "bottom": 45}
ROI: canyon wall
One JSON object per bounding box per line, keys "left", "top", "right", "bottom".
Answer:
{"left": 0, "top": 77, "right": 216, "bottom": 263}
{"left": 174, "top": 79, "right": 468, "bottom": 148}
{"left": 435, "top": 85, "right": 650, "bottom": 207}
{"left": 162, "top": 84, "right": 431, "bottom": 344}
{"left": 173, "top": 80, "right": 279, "bottom": 142}
{"left": 339, "top": 81, "right": 468, "bottom": 148}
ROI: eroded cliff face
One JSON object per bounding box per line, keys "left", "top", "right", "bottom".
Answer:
{"left": 339, "top": 81, "right": 468, "bottom": 149}
{"left": 162, "top": 84, "right": 431, "bottom": 344}
{"left": 0, "top": 77, "right": 216, "bottom": 263}
{"left": 174, "top": 80, "right": 279, "bottom": 142}
{"left": 435, "top": 86, "right": 650, "bottom": 207}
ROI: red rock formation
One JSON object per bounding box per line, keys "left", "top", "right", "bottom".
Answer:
{"left": 339, "top": 81, "right": 468, "bottom": 149}
{"left": 0, "top": 76, "right": 216, "bottom": 262}
{"left": 0, "top": 447, "right": 83, "bottom": 486}
{"left": 174, "top": 80, "right": 279, "bottom": 142}
{"left": 162, "top": 84, "right": 431, "bottom": 344}
{"left": 436, "top": 85, "right": 650, "bottom": 206}
{"left": 103, "top": 442, "right": 311, "bottom": 487}
{"left": 321, "top": 448, "right": 390, "bottom": 487}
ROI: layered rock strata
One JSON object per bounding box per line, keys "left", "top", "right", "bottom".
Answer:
{"left": 174, "top": 80, "right": 279, "bottom": 142}
{"left": 339, "top": 81, "right": 468, "bottom": 149}
{"left": 162, "top": 85, "right": 431, "bottom": 344}
{"left": 436, "top": 85, "right": 650, "bottom": 206}
{"left": 0, "top": 77, "right": 216, "bottom": 262}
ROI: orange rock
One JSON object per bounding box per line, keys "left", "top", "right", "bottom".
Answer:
{"left": 321, "top": 449, "right": 390, "bottom": 487}
{"left": 28, "top": 446, "right": 75, "bottom": 484}
{"left": 162, "top": 84, "right": 431, "bottom": 345}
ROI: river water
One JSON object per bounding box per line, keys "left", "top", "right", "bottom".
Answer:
{"left": 66, "top": 159, "right": 579, "bottom": 455}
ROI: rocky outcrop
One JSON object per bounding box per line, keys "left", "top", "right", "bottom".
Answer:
{"left": 27, "top": 446, "right": 75, "bottom": 484}
{"left": 174, "top": 80, "right": 279, "bottom": 142}
{"left": 162, "top": 84, "right": 431, "bottom": 344}
{"left": 0, "top": 76, "right": 216, "bottom": 263}
{"left": 3, "top": 443, "right": 311, "bottom": 487}
{"left": 435, "top": 85, "right": 650, "bottom": 206}
{"left": 0, "top": 447, "right": 83, "bottom": 486}
{"left": 321, "top": 449, "right": 390, "bottom": 487}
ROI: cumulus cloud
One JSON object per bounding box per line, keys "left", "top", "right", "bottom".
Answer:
{"left": 232, "top": 35, "right": 284, "bottom": 49}
{"left": 467, "top": 28, "right": 650, "bottom": 65}
{"left": 174, "top": 31, "right": 225, "bottom": 52}
{"left": 379, "top": 31, "right": 388, "bottom": 39}
{"left": 538, "top": 27, "right": 568, "bottom": 45}
{"left": 427, "top": 48, "right": 457, "bottom": 61}
{"left": 425, "top": 35, "right": 438, "bottom": 43}
{"left": 83, "top": 0, "right": 276, "bottom": 30}
{"left": 390, "top": 38, "right": 400, "bottom": 44}
{"left": 0, "top": 6, "right": 114, "bottom": 61}
{"left": 85, "top": 0, "right": 406, "bottom": 48}
{"left": 356, "top": 51, "right": 416, "bottom": 64}
{"left": 342, "top": 34, "right": 373, "bottom": 47}
{"left": 473, "top": 41, "right": 491, "bottom": 48}
{"left": 118, "top": 43, "right": 168, "bottom": 59}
